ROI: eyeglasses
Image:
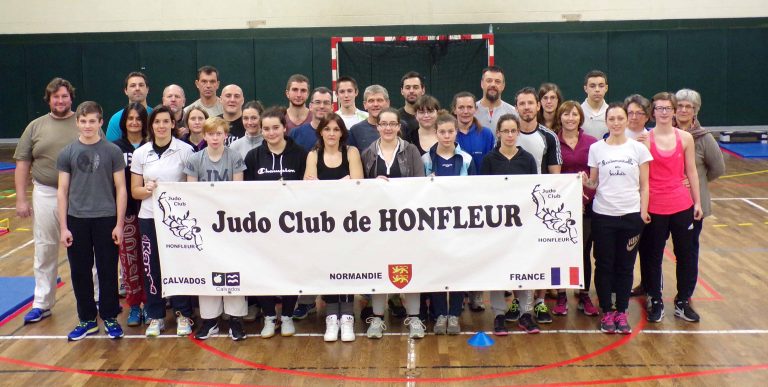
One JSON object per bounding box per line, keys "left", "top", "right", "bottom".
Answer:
{"left": 677, "top": 104, "right": 695, "bottom": 111}
{"left": 498, "top": 130, "right": 518, "bottom": 136}
{"left": 312, "top": 100, "right": 333, "bottom": 106}
{"left": 654, "top": 106, "right": 674, "bottom": 112}
{"left": 378, "top": 122, "right": 400, "bottom": 128}
{"left": 628, "top": 111, "right": 647, "bottom": 117}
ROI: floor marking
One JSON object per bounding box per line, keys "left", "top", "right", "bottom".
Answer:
{"left": 742, "top": 198, "right": 768, "bottom": 214}
{"left": 711, "top": 197, "right": 768, "bottom": 200}
{"left": 719, "top": 169, "right": 768, "bottom": 179}
{"left": 737, "top": 223, "right": 754, "bottom": 226}
{"left": 713, "top": 224, "right": 729, "bottom": 228}
{"left": 0, "top": 239, "right": 33, "bottom": 260}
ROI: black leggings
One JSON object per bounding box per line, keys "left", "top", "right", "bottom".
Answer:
{"left": 592, "top": 212, "right": 645, "bottom": 313}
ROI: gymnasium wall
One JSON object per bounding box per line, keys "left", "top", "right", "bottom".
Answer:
{"left": 1, "top": 17, "right": 767, "bottom": 138}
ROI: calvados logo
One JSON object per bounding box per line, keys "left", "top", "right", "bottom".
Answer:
{"left": 388, "top": 264, "right": 412, "bottom": 289}
{"left": 531, "top": 184, "right": 578, "bottom": 244}
{"left": 158, "top": 192, "right": 203, "bottom": 250}
{"left": 212, "top": 272, "right": 240, "bottom": 286}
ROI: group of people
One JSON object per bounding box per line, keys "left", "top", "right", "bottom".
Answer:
{"left": 14, "top": 64, "right": 724, "bottom": 343}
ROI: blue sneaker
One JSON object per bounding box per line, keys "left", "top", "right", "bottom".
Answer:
{"left": 292, "top": 303, "right": 316, "bottom": 320}
{"left": 127, "top": 306, "right": 142, "bottom": 327}
{"left": 24, "top": 308, "right": 52, "bottom": 324}
{"left": 104, "top": 319, "right": 124, "bottom": 339}
{"left": 68, "top": 320, "right": 99, "bottom": 341}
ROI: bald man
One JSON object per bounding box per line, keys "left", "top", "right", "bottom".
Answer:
{"left": 218, "top": 84, "right": 246, "bottom": 146}
{"left": 162, "top": 84, "right": 187, "bottom": 134}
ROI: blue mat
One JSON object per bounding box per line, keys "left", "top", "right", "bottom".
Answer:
{"left": 719, "top": 143, "right": 768, "bottom": 158}
{"left": 0, "top": 162, "right": 15, "bottom": 171}
{"left": 0, "top": 277, "right": 38, "bottom": 322}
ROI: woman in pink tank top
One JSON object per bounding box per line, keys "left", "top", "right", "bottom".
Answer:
{"left": 639, "top": 92, "right": 702, "bottom": 324}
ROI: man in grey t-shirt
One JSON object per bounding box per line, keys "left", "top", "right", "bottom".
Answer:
{"left": 474, "top": 66, "right": 518, "bottom": 133}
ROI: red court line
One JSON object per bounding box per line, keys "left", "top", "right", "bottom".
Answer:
{"left": 719, "top": 147, "right": 743, "bottom": 159}
{"left": 663, "top": 249, "right": 724, "bottom": 301}
{"left": 0, "top": 281, "right": 66, "bottom": 328}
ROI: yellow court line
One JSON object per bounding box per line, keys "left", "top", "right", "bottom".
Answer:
{"left": 738, "top": 223, "right": 754, "bottom": 226}
{"left": 15, "top": 228, "right": 30, "bottom": 231}
{"left": 720, "top": 169, "right": 768, "bottom": 179}
{"left": 712, "top": 224, "right": 729, "bottom": 228}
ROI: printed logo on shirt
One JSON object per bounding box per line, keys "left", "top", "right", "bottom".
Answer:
{"left": 77, "top": 152, "right": 101, "bottom": 173}
{"left": 257, "top": 167, "right": 296, "bottom": 175}
{"left": 388, "top": 264, "right": 412, "bottom": 289}
{"left": 157, "top": 192, "right": 204, "bottom": 251}
{"left": 531, "top": 184, "right": 579, "bottom": 244}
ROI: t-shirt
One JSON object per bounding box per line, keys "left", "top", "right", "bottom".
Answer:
{"left": 581, "top": 100, "right": 609, "bottom": 140}
{"left": 106, "top": 106, "right": 154, "bottom": 142}
{"left": 57, "top": 138, "right": 125, "bottom": 218}
{"left": 216, "top": 114, "right": 245, "bottom": 146}
{"left": 516, "top": 123, "right": 562, "bottom": 174}
{"left": 14, "top": 114, "right": 79, "bottom": 187}
{"left": 184, "top": 98, "right": 224, "bottom": 118}
{"left": 588, "top": 139, "right": 653, "bottom": 216}
{"left": 336, "top": 108, "right": 368, "bottom": 129}
{"left": 285, "top": 110, "right": 312, "bottom": 133}
{"left": 434, "top": 156, "right": 456, "bottom": 177}
{"left": 229, "top": 134, "right": 264, "bottom": 159}
{"left": 474, "top": 100, "right": 518, "bottom": 135}
{"left": 456, "top": 124, "right": 495, "bottom": 171}
{"left": 289, "top": 122, "right": 319, "bottom": 152}
{"left": 184, "top": 147, "right": 245, "bottom": 182}
{"left": 398, "top": 108, "right": 419, "bottom": 139}
{"left": 348, "top": 120, "right": 379, "bottom": 153}
{"left": 131, "top": 138, "right": 194, "bottom": 219}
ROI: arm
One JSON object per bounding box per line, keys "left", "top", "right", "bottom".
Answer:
{"left": 546, "top": 131, "right": 562, "bottom": 174}
{"left": 410, "top": 146, "right": 426, "bottom": 177}
{"left": 547, "top": 164, "right": 561, "bottom": 174}
{"left": 582, "top": 167, "right": 599, "bottom": 190}
{"left": 304, "top": 150, "right": 318, "bottom": 180}
{"left": 14, "top": 160, "right": 32, "bottom": 218}
{"left": 347, "top": 147, "right": 364, "bottom": 179}
{"left": 131, "top": 173, "right": 154, "bottom": 201}
{"left": 682, "top": 131, "right": 703, "bottom": 220}
{"left": 702, "top": 133, "right": 725, "bottom": 182}
{"left": 187, "top": 175, "right": 198, "bottom": 182}
{"left": 112, "top": 171, "right": 127, "bottom": 245}
{"left": 639, "top": 162, "right": 651, "bottom": 223}
{"left": 57, "top": 171, "right": 73, "bottom": 247}
{"left": 233, "top": 172, "right": 244, "bottom": 181}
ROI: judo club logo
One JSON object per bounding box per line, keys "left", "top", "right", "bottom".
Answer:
{"left": 212, "top": 272, "right": 240, "bottom": 287}
{"left": 531, "top": 184, "right": 578, "bottom": 244}
{"left": 388, "top": 264, "right": 412, "bottom": 289}
{"left": 158, "top": 191, "right": 203, "bottom": 250}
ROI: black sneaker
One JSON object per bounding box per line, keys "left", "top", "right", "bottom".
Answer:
{"left": 505, "top": 299, "right": 521, "bottom": 322}
{"left": 674, "top": 299, "right": 700, "bottom": 322}
{"left": 630, "top": 285, "right": 646, "bottom": 297}
{"left": 646, "top": 298, "right": 665, "bottom": 323}
{"left": 388, "top": 296, "right": 407, "bottom": 318}
{"left": 518, "top": 313, "right": 540, "bottom": 334}
{"left": 534, "top": 302, "right": 553, "bottom": 324}
{"left": 493, "top": 314, "right": 508, "bottom": 336}
{"left": 229, "top": 317, "right": 247, "bottom": 341}
{"left": 360, "top": 306, "right": 373, "bottom": 322}
{"left": 194, "top": 319, "right": 219, "bottom": 340}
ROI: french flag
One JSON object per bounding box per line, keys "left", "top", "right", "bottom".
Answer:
{"left": 551, "top": 267, "right": 580, "bottom": 286}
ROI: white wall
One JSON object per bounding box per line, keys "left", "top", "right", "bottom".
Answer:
{"left": 1, "top": 0, "right": 767, "bottom": 34}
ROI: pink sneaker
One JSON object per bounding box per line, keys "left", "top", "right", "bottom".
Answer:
{"left": 614, "top": 312, "right": 631, "bottom": 334}
{"left": 600, "top": 311, "right": 616, "bottom": 334}
{"left": 552, "top": 292, "right": 568, "bottom": 315}
{"left": 578, "top": 293, "right": 599, "bottom": 316}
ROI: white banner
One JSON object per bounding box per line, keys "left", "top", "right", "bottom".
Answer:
{"left": 152, "top": 175, "right": 584, "bottom": 297}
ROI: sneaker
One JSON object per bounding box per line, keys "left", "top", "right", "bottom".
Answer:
{"left": 127, "top": 306, "right": 143, "bottom": 327}
{"left": 176, "top": 312, "right": 193, "bottom": 336}
{"left": 468, "top": 292, "right": 486, "bottom": 312}
{"left": 647, "top": 298, "right": 665, "bottom": 323}
{"left": 280, "top": 316, "right": 295, "bottom": 336}
{"left": 229, "top": 317, "right": 247, "bottom": 341}
{"left": 493, "top": 314, "right": 508, "bottom": 336}
{"left": 145, "top": 318, "right": 165, "bottom": 337}
{"left": 577, "top": 293, "right": 599, "bottom": 316}
{"left": 600, "top": 311, "right": 616, "bottom": 333}
{"left": 518, "top": 313, "right": 541, "bottom": 334}
{"left": 118, "top": 283, "right": 127, "bottom": 298}
{"left": 534, "top": 302, "right": 553, "bottom": 324}
{"left": 546, "top": 289, "right": 559, "bottom": 299}
{"left": 292, "top": 303, "right": 317, "bottom": 320}
{"left": 324, "top": 315, "right": 339, "bottom": 342}
{"left": 360, "top": 306, "right": 373, "bottom": 322}
{"left": 261, "top": 316, "right": 276, "bottom": 338}
{"left": 104, "top": 318, "right": 124, "bottom": 339}
{"left": 365, "top": 316, "right": 386, "bottom": 339}
{"left": 67, "top": 320, "right": 99, "bottom": 341}
{"left": 143, "top": 309, "right": 149, "bottom": 326}
{"left": 404, "top": 316, "right": 426, "bottom": 339}
{"left": 674, "top": 299, "right": 701, "bottom": 322}
{"left": 388, "top": 296, "right": 407, "bottom": 318}
{"left": 630, "top": 284, "right": 646, "bottom": 297}
{"left": 340, "top": 314, "right": 355, "bottom": 342}
{"left": 614, "top": 312, "right": 631, "bottom": 334}
{"left": 447, "top": 315, "right": 461, "bottom": 335}
{"left": 195, "top": 319, "right": 219, "bottom": 340}
{"left": 505, "top": 299, "right": 520, "bottom": 322}
{"left": 433, "top": 315, "right": 448, "bottom": 335}
{"left": 243, "top": 304, "right": 260, "bottom": 322}
{"left": 24, "top": 308, "right": 52, "bottom": 324}
{"left": 553, "top": 293, "right": 568, "bottom": 316}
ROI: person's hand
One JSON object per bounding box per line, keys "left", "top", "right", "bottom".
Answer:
{"left": 376, "top": 175, "right": 389, "bottom": 181}
{"left": 641, "top": 210, "right": 651, "bottom": 224}
{"left": 112, "top": 226, "right": 123, "bottom": 245}
{"left": 636, "top": 132, "right": 648, "bottom": 142}
{"left": 693, "top": 204, "right": 703, "bottom": 220}
{"left": 305, "top": 175, "right": 317, "bottom": 180}
{"left": 61, "top": 229, "right": 73, "bottom": 247}
{"left": 16, "top": 198, "right": 32, "bottom": 218}
{"left": 682, "top": 177, "right": 690, "bottom": 188}
{"left": 145, "top": 179, "right": 158, "bottom": 193}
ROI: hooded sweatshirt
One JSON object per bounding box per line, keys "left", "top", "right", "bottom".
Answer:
{"left": 479, "top": 145, "right": 538, "bottom": 176}
{"left": 244, "top": 136, "right": 307, "bottom": 181}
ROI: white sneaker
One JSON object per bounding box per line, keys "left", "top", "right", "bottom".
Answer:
{"left": 280, "top": 315, "right": 295, "bottom": 336}
{"left": 324, "top": 315, "right": 339, "bottom": 342}
{"left": 366, "top": 316, "right": 386, "bottom": 339}
{"left": 145, "top": 318, "right": 165, "bottom": 337}
{"left": 176, "top": 312, "right": 193, "bottom": 336}
{"left": 447, "top": 315, "right": 461, "bottom": 335}
{"left": 405, "top": 316, "right": 426, "bottom": 339}
{"left": 433, "top": 315, "right": 448, "bottom": 335}
{"left": 261, "top": 316, "right": 276, "bottom": 338}
{"left": 340, "top": 314, "right": 355, "bottom": 342}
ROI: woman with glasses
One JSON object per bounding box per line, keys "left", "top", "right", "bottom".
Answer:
{"left": 360, "top": 107, "right": 425, "bottom": 340}
{"left": 537, "top": 83, "right": 564, "bottom": 130}
{"left": 639, "top": 92, "right": 703, "bottom": 324}
{"left": 406, "top": 95, "right": 440, "bottom": 155}
{"left": 624, "top": 94, "right": 652, "bottom": 142}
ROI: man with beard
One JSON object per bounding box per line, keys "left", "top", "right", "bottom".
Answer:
{"left": 348, "top": 85, "right": 391, "bottom": 152}
{"left": 475, "top": 66, "right": 517, "bottom": 133}
{"left": 218, "top": 84, "right": 246, "bottom": 145}
{"left": 335, "top": 76, "right": 368, "bottom": 129}
{"left": 284, "top": 74, "right": 312, "bottom": 133}
{"left": 15, "top": 78, "right": 81, "bottom": 324}
{"left": 184, "top": 65, "right": 223, "bottom": 118}
{"left": 106, "top": 72, "right": 151, "bottom": 141}
{"left": 290, "top": 87, "right": 333, "bottom": 152}
{"left": 398, "top": 71, "right": 426, "bottom": 138}
{"left": 162, "top": 84, "right": 186, "bottom": 132}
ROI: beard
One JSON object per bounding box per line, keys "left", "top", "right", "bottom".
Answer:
{"left": 50, "top": 108, "right": 72, "bottom": 118}
{"left": 485, "top": 91, "right": 499, "bottom": 103}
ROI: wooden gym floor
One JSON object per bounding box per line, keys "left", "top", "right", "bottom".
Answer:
{"left": 0, "top": 146, "right": 766, "bottom": 386}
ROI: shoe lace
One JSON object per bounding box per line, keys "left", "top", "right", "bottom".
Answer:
{"left": 77, "top": 320, "right": 94, "bottom": 328}
{"left": 404, "top": 317, "right": 426, "bottom": 331}
{"left": 601, "top": 312, "right": 615, "bottom": 324}
{"left": 365, "top": 317, "right": 387, "bottom": 330}
{"left": 104, "top": 319, "right": 118, "bottom": 328}
{"left": 448, "top": 316, "right": 459, "bottom": 326}
{"left": 615, "top": 312, "right": 628, "bottom": 327}
{"left": 508, "top": 301, "right": 519, "bottom": 313}
{"left": 535, "top": 302, "right": 550, "bottom": 313}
